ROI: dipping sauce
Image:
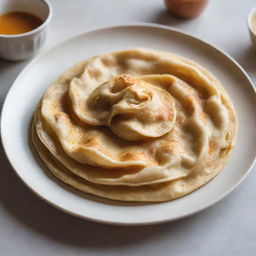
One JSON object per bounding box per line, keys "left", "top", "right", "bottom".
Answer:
{"left": 0, "top": 11, "right": 43, "bottom": 35}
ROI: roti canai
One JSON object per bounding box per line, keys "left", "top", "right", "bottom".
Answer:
{"left": 32, "top": 48, "right": 237, "bottom": 202}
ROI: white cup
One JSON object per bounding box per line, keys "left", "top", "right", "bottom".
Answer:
{"left": 0, "top": 0, "right": 52, "bottom": 61}
{"left": 248, "top": 6, "right": 256, "bottom": 51}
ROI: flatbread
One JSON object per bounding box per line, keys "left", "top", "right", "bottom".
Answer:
{"left": 32, "top": 48, "right": 237, "bottom": 202}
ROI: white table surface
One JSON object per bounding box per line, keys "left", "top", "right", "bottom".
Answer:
{"left": 0, "top": 0, "right": 256, "bottom": 255}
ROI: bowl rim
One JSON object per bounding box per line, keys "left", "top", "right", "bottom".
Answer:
{"left": 247, "top": 6, "right": 256, "bottom": 36}
{"left": 0, "top": 0, "right": 52, "bottom": 38}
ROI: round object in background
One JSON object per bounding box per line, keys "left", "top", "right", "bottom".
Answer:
{"left": 164, "top": 0, "right": 209, "bottom": 19}
{"left": 247, "top": 6, "right": 256, "bottom": 51}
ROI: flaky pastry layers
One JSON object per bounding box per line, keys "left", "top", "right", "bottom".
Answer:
{"left": 32, "top": 48, "right": 237, "bottom": 202}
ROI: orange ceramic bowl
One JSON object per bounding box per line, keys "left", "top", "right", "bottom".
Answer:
{"left": 164, "top": 0, "right": 209, "bottom": 19}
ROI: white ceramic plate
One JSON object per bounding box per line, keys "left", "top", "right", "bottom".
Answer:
{"left": 1, "top": 24, "right": 256, "bottom": 226}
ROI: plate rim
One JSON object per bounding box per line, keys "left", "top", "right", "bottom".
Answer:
{"left": 1, "top": 23, "right": 256, "bottom": 226}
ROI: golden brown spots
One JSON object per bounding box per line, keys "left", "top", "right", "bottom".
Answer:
{"left": 120, "top": 152, "right": 139, "bottom": 161}
{"left": 120, "top": 151, "right": 157, "bottom": 166}
{"left": 219, "top": 145, "right": 232, "bottom": 157}
{"left": 117, "top": 74, "right": 141, "bottom": 85}
{"left": 158, "top": 140, "right": 180, "bottom": 154}
{"left": 208, "top": 140, "right": 216, "bottom": 154}
{"left": 112, "top": 75, "right": 137, "bottom": 92}
{"left": 84, "top": 139, "right": 113, "bottom": 157}
{"left": 156, "top": 106, "right": 174, "bottom": 121}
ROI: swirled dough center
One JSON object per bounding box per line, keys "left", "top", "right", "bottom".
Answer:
{"left": 83, "top": 74, "right": 176, "bottom": 141}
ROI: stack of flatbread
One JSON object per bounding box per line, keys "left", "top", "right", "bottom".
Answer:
{"left": 32, "top": 48, "right": 237, "bottom": 202}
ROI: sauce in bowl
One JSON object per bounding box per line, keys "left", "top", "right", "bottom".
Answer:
{"left": 0, "top": 11, "right": 43, "bottom": 35}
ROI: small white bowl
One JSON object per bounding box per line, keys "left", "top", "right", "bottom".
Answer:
{"left": 0, "top": 0, "right": 52, "bottom": 61}
{"left": 248, "top": 6, "right": 256, "bottom": 51}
